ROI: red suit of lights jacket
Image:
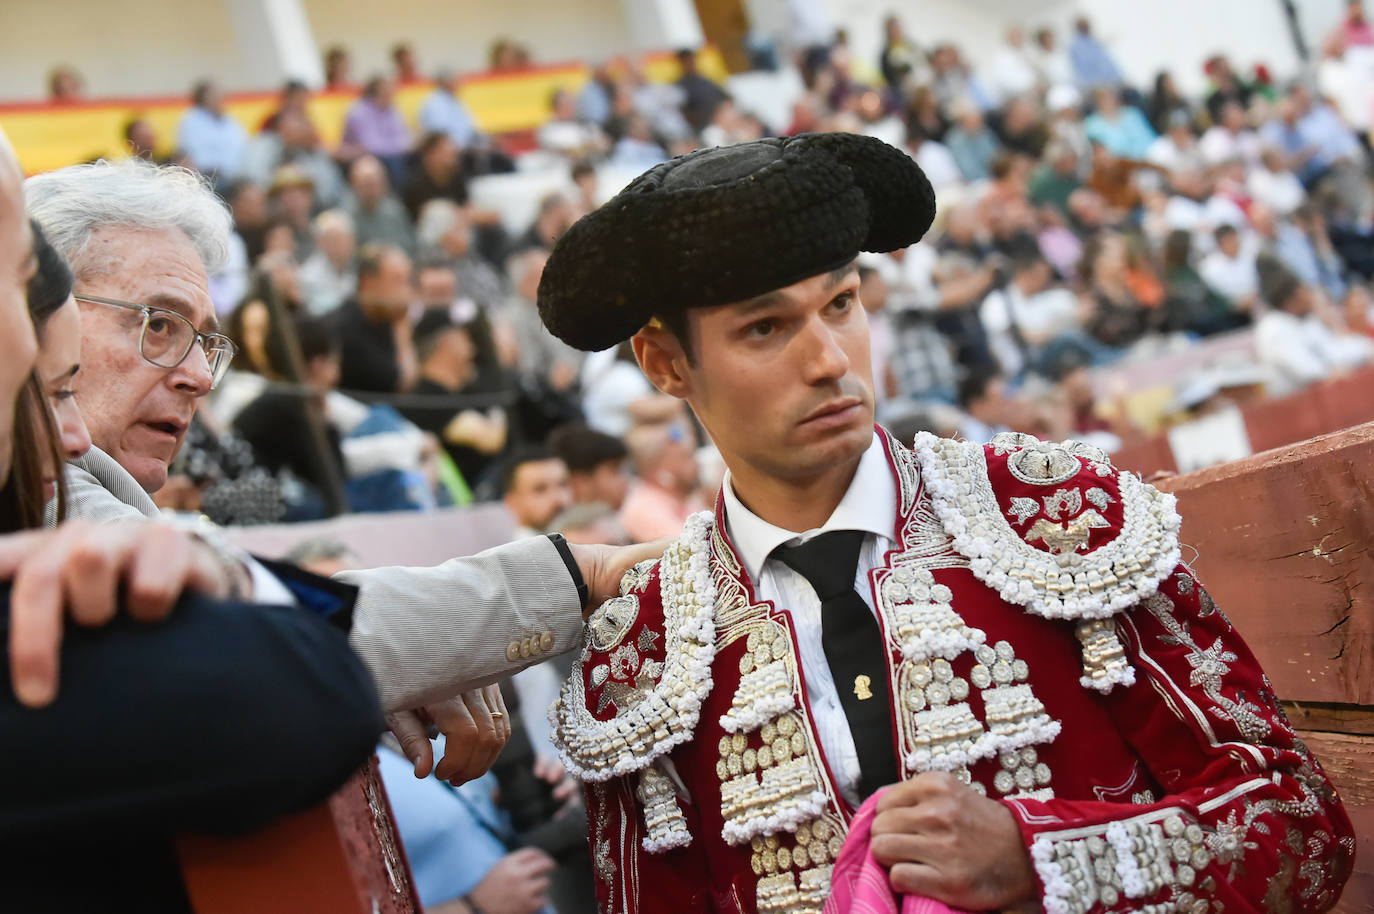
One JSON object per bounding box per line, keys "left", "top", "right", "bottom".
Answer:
{"left": 550, "top": 430, "right": 1354, "bottom": 914}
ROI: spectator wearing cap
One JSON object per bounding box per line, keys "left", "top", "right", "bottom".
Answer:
{"left": 176, "top": 80, "right": 247, "bottom": 187}
{"left": 268, "top": 164, "right": 317, "bottom": 263}
{"left": 419, "top": 68, "right": 482, "bottom": 149}
{"left": 341, "top": 76, "right": 413, "bottom": 187}
{"left": 299, "top": 209, "right": 357, "bottom": 316}
{"left": 345, "top": 155, "right": 416, "bottom": 255}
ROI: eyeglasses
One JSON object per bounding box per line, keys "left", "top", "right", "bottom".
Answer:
{"left": 76, "top": 295, "right": 237, "bottom": 389}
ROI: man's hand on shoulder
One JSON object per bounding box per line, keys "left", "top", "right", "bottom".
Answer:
{"left": 870, "top": 772, "right": 1036, "bottom": 910}
{"left": 388, "top": 685, "right": 512, "bottom": 784}
{"left": 0, "top": 521, "right": 241, "bottom": 708}
{"left": 569, "top": 537, "right": 674, "bottom": 617}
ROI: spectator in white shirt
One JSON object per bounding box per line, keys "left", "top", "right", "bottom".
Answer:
{"left": 1031, "top": 28, "right": 1075, "bottom": 90}
{"left": 1199, "top": 224, "right": 1260, "bottom": 313}
{"left": 1163, "top": 167, "right": 1247, "bottom": 254}
{"left": 1146, "top": 110, "right": 1204, "bottom": 174}
{"left": 1256, "top": 268, "right": 1374, "bottom": 394}
{"left": 979, "top": 256, "right": 1080, "bottom": 378}
{"left": 906, "top": 124, "right": 964, "bottom": 193}
{"left": 1247, "top": 146, "right": 1307, "bottom": 216}
{"left": 299, "top": 210, "right": 358, "bottom": 316}
{"left": 536, "top": 89, "right": 609, "bottom": 159}
{"left": 990, "top": 26, "right": 1040, "bottom": 102}
{"left": 1199, "top": 101, "right": 1263, "bottom": 166}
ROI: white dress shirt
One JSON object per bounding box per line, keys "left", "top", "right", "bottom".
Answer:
{"left": 720, "top": 433, "right": 896, "bottom": 807}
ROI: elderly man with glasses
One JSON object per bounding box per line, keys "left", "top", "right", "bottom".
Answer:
{"left": 19, "top": 158, "right": 663, "bottom": 786}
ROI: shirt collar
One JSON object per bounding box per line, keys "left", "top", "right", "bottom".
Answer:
{"left": 721, "top": 432, "right": 897, "bottom": 584}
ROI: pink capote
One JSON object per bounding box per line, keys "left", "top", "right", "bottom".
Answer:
{"left": 822, "top": 791, "right": 972, "bottom": 914}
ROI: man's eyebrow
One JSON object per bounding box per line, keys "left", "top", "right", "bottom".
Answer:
{"left": 825, "top": 260, "right": 860, "bottom": 289}
{"left": 146, "top": 293, "right": 221, "bottom": 333}
{"left": 729, "top": 289, "right": 791, "bottom": 316}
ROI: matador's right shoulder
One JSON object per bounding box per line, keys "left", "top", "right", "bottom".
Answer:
{"left": 550, "top": 512, "right": 719, "bottom": 781}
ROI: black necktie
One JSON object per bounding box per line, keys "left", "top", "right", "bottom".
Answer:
{"left": 773, "top": 531, "right": 899, "bottom": 799}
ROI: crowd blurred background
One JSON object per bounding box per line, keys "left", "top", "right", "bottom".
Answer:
{"left": 12, "top": 3, "right": 1374, "bottom": 911}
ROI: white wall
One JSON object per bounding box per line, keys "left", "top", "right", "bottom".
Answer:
{"left": 0, "top": 0, "right": 268, "bottom": 99}
{"left": 302, "top": 0, "right": 633, "bottom": 79}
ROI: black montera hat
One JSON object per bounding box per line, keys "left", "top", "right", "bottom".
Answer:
{"left": 537, "top": 132, "right": 937, "bottom": 351}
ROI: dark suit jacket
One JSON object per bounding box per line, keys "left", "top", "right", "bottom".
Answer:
{"left": 0, "top": 585, "right": 385, "bottom": 912}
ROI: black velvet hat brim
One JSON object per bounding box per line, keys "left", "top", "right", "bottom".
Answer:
{"left": 538, "top": 132, "right": 937, "bottom": 352}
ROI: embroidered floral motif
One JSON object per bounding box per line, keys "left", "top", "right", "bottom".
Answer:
{"left": 1007, "top": 497, "right": 1040, "bottom": 526}
{"left": 1144, "top": 593, "right": 1270, "bottom": 742}
{"left": 1086, "top": 487, "right": 1115, "bottom": 511}
{"left": 588, "top": 594, "right": 641, "bottom": 652}
{"left": 1043, "top": 488, "right": 1083, "bottom": 520}
{"left": 620, "top": 558, "right": 659, "bottom": 596}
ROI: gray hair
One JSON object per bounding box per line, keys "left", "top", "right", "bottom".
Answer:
{"left": 415, "top": 198, "right": 461, "bottom": 251}
{"left": 23, "top": 158, "right": 233, "bottom": 280}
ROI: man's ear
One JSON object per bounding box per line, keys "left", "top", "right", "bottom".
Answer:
{"left": 632, "top": 326, "right": 691, "bottom": 400}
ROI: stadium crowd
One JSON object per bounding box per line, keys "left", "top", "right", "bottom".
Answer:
{"left": 10, "top": 3, "right": 1374, "bottom": 911}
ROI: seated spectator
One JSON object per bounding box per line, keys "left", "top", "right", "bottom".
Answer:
{"left": 415, "top": 199, "right": 506, "bottom": 314}
{"left": 548, "top": 423, "right": 629, "bottom": 513}
{"left": 608, "top": 114, "right": 668, "bottom": 170}
{"left": 570, "top": 160, "right": 599, "bottom": 219}
{"left": 420, "top": 68, "right": 483, "bottom": 149}
{"left": 241, "top": 109, "right": 344, "bottom": 210}
{"left": 701, "top": 97, "right": 763, "bottom": 148}
{"left": 1079, "top": 231, "right": 1153, "bottom": 348}
{"left": 906, "top": 123, "right": 963, "bottom": 193}
{"left": 378, "top": 746, "right": 559, "bottom": 914}
{"left": 176, "top": 79, "right": 246, "bottom": 187}
{"left": 345, "top": 155, "right": 416, "bottom": 255}
{"left": 508, "top": 192, "right": 575, "bottom": 258}
{"left": 1199, "top": 224, "right": 1261, "bottom": 315}
{"left": 1159, "top": 229, "right": 1246, "bottom": 336}
{"left": 1146, "top": 70, "right": 1194, "bottom": 135}
{"left": 341, "top": 77, "right": 413, "bottom": 187}
{"left": 258, "top": 78, "right": 312, "bottom": 134}
{"left": 1342, "top": 283, "right": 1374, "bottom": 340}
{"left": 1031, "top": 27, "right": 1074, "bottom": 91}
{"left": 47, "top": 64, "right": 84, "bottom": 103}
{"left": 578, "top": 343, "right": 662, "bottom": 438}
{"left": 992, "top": 94, "right": 1048, "bottom": 158}
{"left": 905, "top": 85, "right": 949, "bottom": 144}
{"left": 1082, "top": 87, "right": 1155, "bottom": 161}
{"left": 503, "top": 450, "right": 572, "bottom": 538}
{"left": 124, "top": 117, "right": 161, "bottom": 163}
{"left": 1275, "top": 204, "right": 1348, "bottom": 301}
{"left": 392, "top": 41, "right": 422, "bottom": 85}
{"left": 1199, "top": 100, "right": 1262, "bottom": 167}
{"left": 1146, "top": 110, "right": 1204, "bottom": 174}
{"left": 537, "top": 89, "right": 609, "bottom": 160}
{"left": 979, "top": 255, "right": 1080, "bottom": 378}
{"left": 625, "top": 58, "right": 691, "bottom": 143}
{"left": 955, "top": 369, "right": 1017, "bottom": 443}
{"left": 403, "top": 311, "right": 508, "bottom": 494}
{"left": 578, "top": 62, "right": 617, "bottom": 127}
{"left": 334, "top": 243, "right": 418, "bottom": 393}
{"left": 498, "top": 247, "right": 581, "bottom": 394}
{"left": 1160, "top": 166, "right": 1247, "bottom": 253}
{"left": 268, "top": 164, "right": 317, "bottom": 262}
{"left": 1068, "top": 16, "right": 1124, "bottom": 90}
{"left": 1027, "top": 141, "right": 1083, "bottom": 217}
{"left": 1256, "top": 267, "right": 1373, "bottom": 394}
{"left": 323, "top": 45, "right": 354, "bottom": 91}
{"left": 403, "top": 131, "right": 470, "bottom": 222}
{"left": 943, "top": 100, "right": 1001, "bottom": 181}
{"left": 299, "top": 209, "right": 357, "bottom": 316}
{"left": 1247, "top": 146, "right": 1307, "bottom": 217}
{"left": 990, "top": 26, "right": 1039, "bottom": 102}
{"left": 675, "top": 47, "right": 729, "bottom": 132}
{"left": 1204, "top": 55, "right": 1253, "bottom": 125}
{"left": 619, "top": 422, "right": 702, "bottom": 542}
